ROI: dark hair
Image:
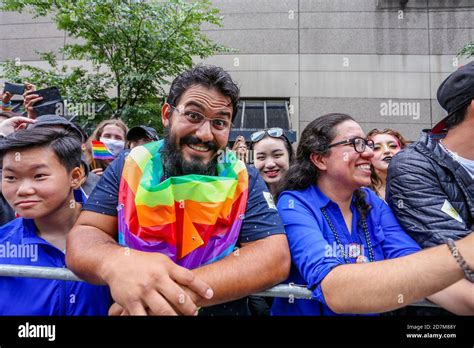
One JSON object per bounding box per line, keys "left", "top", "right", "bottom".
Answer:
{"left": 166, "top": 65, "right": 240, "bottom": 120}
{"left": 0, "top": 127, "right": 82, "bottom": 172}
{"left": 250, "top": 133, "right": 295, "bottom": 164}
{"left": 445, "top": 102, "right": 470, "bottom": 130}
{"left": 366, "top": 128, "right": 408, "bottom": 193}
{"left": 281, "top": 113, "right": 371, "bottom": 219}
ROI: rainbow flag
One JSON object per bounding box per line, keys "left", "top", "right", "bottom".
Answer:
{"left": 117, "top": 140, "right": 249, "bottom": 269}
{"left": 91, "top": 140, "right": 115, "bottom": 160}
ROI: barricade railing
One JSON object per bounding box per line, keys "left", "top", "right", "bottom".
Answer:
{"left": 0, "top": 264, "right": 439, "bottom": 308}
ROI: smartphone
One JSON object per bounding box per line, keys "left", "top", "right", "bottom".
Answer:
{"left": 29, "top": 87, "right": 64, "bottom": 117}
{"left": 3, "top": 82, "right": 25, "bottom": 95}
{"left": 30, "top": 86, "right": 62, "bottom": 102}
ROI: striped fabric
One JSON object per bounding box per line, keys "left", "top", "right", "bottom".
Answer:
{"left": 117, "top": 140, "right": 249, "bottom": 269}
{"left": 91, "top": 140, "right": 115, "bottom": 160}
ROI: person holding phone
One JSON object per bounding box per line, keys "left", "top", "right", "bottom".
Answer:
{"left": 23, "top": 84, "right": 62, "bottom": 119}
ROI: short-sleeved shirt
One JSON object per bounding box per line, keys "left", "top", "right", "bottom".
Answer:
{"left": 271, "top": 185, "right": 421, "bottom": 316}
{"left": 0, "top": 218, "right": 111, "bottom": 315}
{"left": 83, "top": 150, "right": 285, "bottom": 315}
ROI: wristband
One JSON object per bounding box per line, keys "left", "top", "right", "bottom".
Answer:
{"left": 447, "top": 238, "right": 474, "bottom": 283}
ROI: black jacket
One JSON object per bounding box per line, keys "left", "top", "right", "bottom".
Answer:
{"left": 0, "top": 193, "right": 15, "bottom": 227}
{"left": 387, "top": 131, "right": 473, "bottom": 248}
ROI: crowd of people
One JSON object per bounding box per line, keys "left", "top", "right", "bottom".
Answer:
{"left": 0, "top": 63, "right": 472, "bottom": 316}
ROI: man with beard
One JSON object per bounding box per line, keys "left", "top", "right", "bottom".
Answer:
{"left": 66, "top": 65, "right": 291, "bottom": 315}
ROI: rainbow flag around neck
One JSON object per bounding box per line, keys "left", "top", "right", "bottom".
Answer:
{"left": 117, "top": 140, "right": 249, "bottom": 269}
{"left": 92, "top": 140, "right": 115, "bottom": 160}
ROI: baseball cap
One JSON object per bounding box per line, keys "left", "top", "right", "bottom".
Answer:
{"left": 27, "top": 114, "right": 87, "bottom": 143}
{"left": 433, "top": 61, "right": 474, "bottom": 134}
{"left": 126, "top": 125, "right": 159, "bottom": 142}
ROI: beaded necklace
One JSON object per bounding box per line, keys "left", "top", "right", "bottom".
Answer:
{"left": 321, "top": 207, "right": 375, "bottom": 263}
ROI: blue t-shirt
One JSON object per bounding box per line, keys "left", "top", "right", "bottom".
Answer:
{"left": 82, "top": 150, "right": 285, "bottom": 315}
{"left": 0, "top": 218, "right": 111, "bottom": 315}
{"left": 83, "top": 150, "right": 285, "bottom": 245}
{"left": 271, "top": 185, "right": 421, "bottom": 316}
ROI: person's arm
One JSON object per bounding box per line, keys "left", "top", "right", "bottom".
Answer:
{"left": 321, "top": 236, "right": 472, "bottom": 314}
{"left": 189, "top": 234, "right": 289, "bottom": 307}
{"left": 278, "top": 191, "right": 474, "bottom": 314}
{"left": 187, "top": 169, "right": 291, "bottom": 306}
{"left": 66, "top": 155, "right": 213, "bottom": 316}
{"left": 67, "top": 212, "right": 213, "bottom": 315}
{"left": 373, "top": 192, "right": 474, "bottom": 315}
{"left": 427, "top": 280, "right": 474, "bottom": 315}
{"left": 0, "top": 116, "right": 36, "bottom": 137}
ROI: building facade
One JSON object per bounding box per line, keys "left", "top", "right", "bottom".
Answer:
{"left": 1, "top": 0, "right": 474, "bottom": 141}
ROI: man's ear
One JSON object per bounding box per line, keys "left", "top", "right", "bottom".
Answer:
{"left": 70, "top": 167, "right": 84, "bottom": 190}
{"left": 310, "top": 152, "right": 327, "bottom": 171}
{"left": 161, "top": 103, "right": 172, "bottom": 128}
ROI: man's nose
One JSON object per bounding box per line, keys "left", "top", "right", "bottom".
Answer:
{"left": 195, "top": 119, "right": 214, "bottom": 143}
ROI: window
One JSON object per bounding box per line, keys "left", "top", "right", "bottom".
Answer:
{"left": 230, "top": 99, "right": 296, "bottom": 143}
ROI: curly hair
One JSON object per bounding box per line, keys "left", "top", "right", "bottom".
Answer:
{"left": 281, "top": 113, "right": 371, "bottom": 220}
{"left": 366, "top": 128, "right": 407, "bottom": 193}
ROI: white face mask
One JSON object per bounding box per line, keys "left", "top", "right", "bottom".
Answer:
{"left": 100, "top": 137, "right": 125, "bottom": 157}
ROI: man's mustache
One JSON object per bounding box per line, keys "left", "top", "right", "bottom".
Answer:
{"left": 179, "top": 135, "right": 219, "bottom": 152}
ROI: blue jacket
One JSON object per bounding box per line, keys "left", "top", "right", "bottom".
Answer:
{"left": 387, "top": 131, "right": 474, "bottom": 248}
{"left": 0, "top": 218, "right": 111, "bottom": 315}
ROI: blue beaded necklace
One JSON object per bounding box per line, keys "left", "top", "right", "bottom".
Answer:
{"left": 321, "top": 207, "right": 374, "bottom": 263}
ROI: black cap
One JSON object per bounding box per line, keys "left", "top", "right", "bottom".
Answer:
{"left": 27, "top": 114, "right": 87, "bottom": 143}
{"left": 127, "top": 125, "right": 159, "bottom": 142}
{"left": 434, "top": 61, "right": 474, "bottom": 134}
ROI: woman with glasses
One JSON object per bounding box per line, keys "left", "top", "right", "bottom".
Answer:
{"left": 367, "top": 128, "right": 408, "bottom": 200}
{"left": 250, "top": 128, "right": 294, "bottom": 197}
{"left": 271, "top": 113, "right": 474, "bottom": 316}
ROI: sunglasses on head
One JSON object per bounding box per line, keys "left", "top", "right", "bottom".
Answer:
{"left": 250, "top": 127, "right": 287, "bottom": 143}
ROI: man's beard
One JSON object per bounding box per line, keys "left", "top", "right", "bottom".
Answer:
{"left": 161, "top": 128, "right": 219, "bottom": 177}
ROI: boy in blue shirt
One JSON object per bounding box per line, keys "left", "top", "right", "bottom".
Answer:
{"left": 0, "top": 127, "right": 110, "bottom": 315}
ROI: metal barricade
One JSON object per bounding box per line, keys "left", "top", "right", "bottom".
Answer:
{"left": 0, "top": 264, "right": 438, "bottom": 307}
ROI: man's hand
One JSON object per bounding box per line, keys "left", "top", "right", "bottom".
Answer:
{"left": 0, "top": 116, "right": 36, "bottom": 136}
{"left": 23, "top": 83, "right": 41, "bottom": 119}
{"left": 91, "top": 167, "right": 104, "bottom": 176}
{"left": 102, "top": 248, "right": 214, "bottom": 315}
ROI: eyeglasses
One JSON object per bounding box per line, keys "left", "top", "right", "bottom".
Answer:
{"left": 169, "top": 105, "right": 231, "bottom": 131}
{"left": 327, "top": 137, "right": 374, "bottom": 153}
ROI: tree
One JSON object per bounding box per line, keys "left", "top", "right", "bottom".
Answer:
{"left": 1, "top": 0, "right": 230, "bottom": 133}
{"left": 459, "top": 42, "right": 474, "bottom": 59}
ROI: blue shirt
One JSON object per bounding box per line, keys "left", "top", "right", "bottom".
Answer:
{"left": 271, "top": 185, "right": 421, "bottom": 316}
{"left": 0, "top": 218, "right": 111, "bottom": 315}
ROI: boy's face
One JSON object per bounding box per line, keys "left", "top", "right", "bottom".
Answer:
{"left": 1, "top": 146, "right": 79, "bottom": 219}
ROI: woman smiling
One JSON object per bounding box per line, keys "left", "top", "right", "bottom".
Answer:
{"left": 271, "top": 113, "right": 474, "bottom": 316}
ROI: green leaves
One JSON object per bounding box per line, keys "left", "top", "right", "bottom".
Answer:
{"left": 459, "top": 42, "right": 474, "bottom": 58}
{"left": 1, "top": 0, "right": 229, "bottom": 133}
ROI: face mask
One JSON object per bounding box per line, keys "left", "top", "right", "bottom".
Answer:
{"left": 100, "top": 137, "right": 125, "bottom": 157}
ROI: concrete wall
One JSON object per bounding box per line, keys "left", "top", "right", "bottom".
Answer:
{"left": 1, "top": 0, "right": 474, "bottom": 140}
